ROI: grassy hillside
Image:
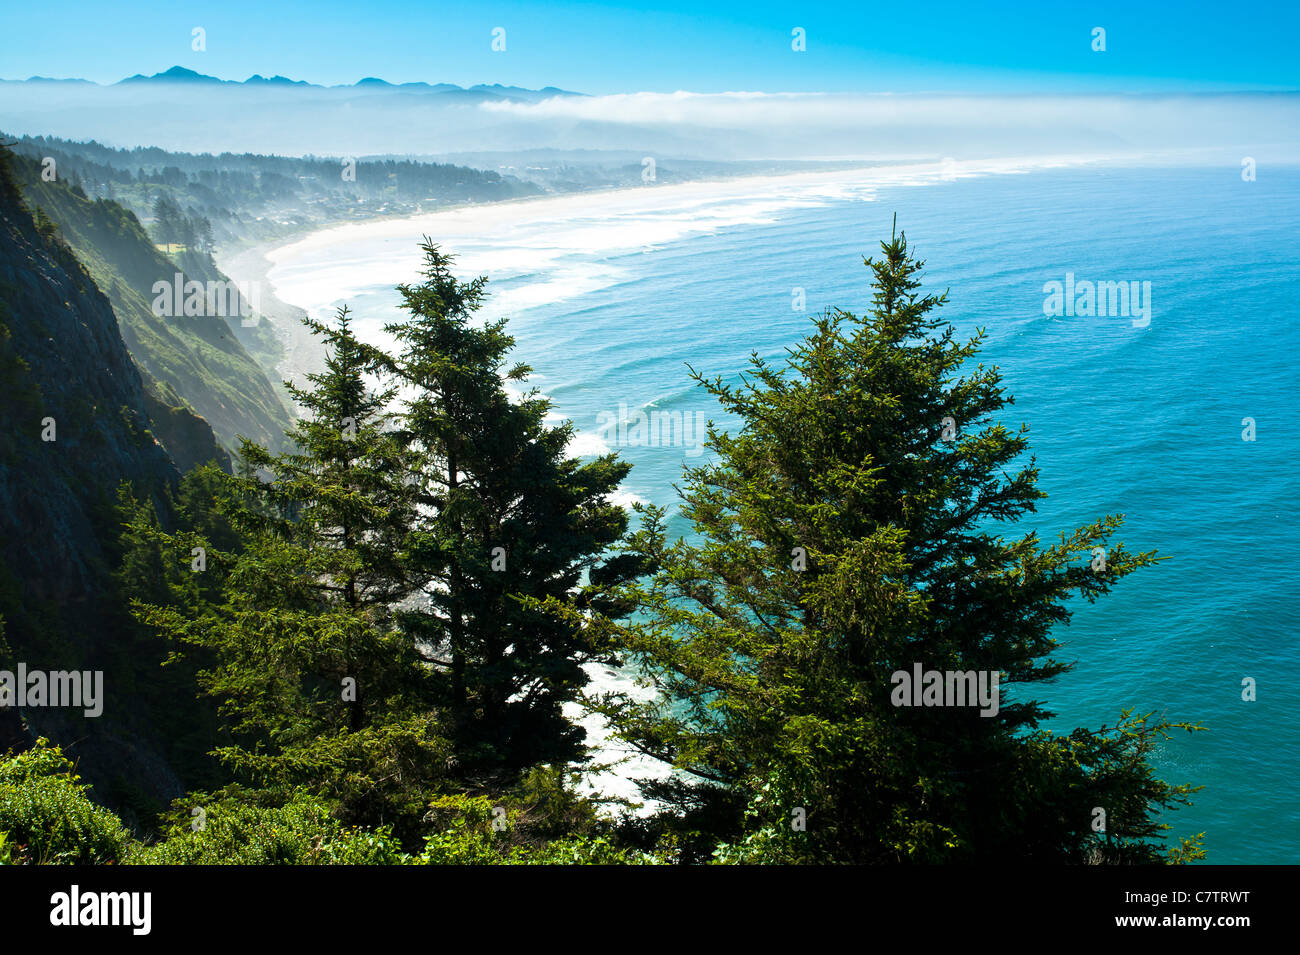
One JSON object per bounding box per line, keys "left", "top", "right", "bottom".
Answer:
{"left": 12, "top": 156, "right": 291, "bottom": 453}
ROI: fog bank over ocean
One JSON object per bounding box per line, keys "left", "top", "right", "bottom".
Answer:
{"left": 2, "top": 77, "right": 1298, "bottom": 160}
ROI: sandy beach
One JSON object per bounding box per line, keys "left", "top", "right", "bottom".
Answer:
{"left": 260, "top": 153, "right": 1106, "bottom": 273}
{"left": 217, "top": 242, "right": 327, "bottom": 396}
{"left": 227, "top": 153, "right": 1117, "bottom": 384}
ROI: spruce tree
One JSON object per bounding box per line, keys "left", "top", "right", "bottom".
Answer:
{"left": 114, "top": 483, "right": 226, "bottom": 791}
{"left": 588, "top": 221, "right": 1203, "bottom": 863}
{"left": 135, "top": 308, "right": 448, "bottom": 838}
{"left": 386, "top": 240, "right": 637, "bottom": 771}
{"left": 150, "top": 195, "right": 177, "bottom": 251}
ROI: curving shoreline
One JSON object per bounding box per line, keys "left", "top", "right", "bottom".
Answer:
{"left": 217, "top": 241, "right": 326, "bottom": 397}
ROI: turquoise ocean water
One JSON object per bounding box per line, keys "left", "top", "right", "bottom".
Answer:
{"left": 270, "top": 163, "right": 1299, "bottom": 861}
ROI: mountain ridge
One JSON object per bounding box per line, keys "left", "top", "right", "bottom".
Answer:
{"left": 3, "top": 65, "right": 582, "bottom": 99}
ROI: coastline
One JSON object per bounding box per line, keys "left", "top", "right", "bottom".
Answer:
{"left": 222, "top": 151, "right": 1159, "bottom": 357}
{"left": 217, "top": 162, "right": 886, "bottom": 391}
{"left": 259, "top": 153, "right": 1112, "bottom": 269}
{"left": 217, "top": 161, "right": 900, "bottom": 390}
{"left": 217, "top": 242, "right": 326, "bottom": 396}
{"left": 226, "top": 152, "right": 1124, "bottom": 390}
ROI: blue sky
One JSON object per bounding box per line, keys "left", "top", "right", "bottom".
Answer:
{"left": 2, "top": 0, "right": 1296, "bottom": 93}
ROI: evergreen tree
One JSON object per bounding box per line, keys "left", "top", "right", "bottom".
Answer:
{"left": 196, "top": 217, "right": 214, "bottom": 253}
{"left": 588, "top": 221, "right": 1203, "bottom": 863}
{"left": 113, "top": 484, "right": 226, "bottom": 792}
{"left": 150, "top": 195, "right": 180, "bottom": 251}
{"left": 136, "top": 308, "right": 449, "bottom": 839}
{"left": 385, "top": 240, "right": 638, "bottom": 771}
{"left": 32, "top": 206, "right": 56, "bottom": 241}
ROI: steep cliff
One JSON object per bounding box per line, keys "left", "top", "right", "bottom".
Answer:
{"left": 0, "top": 148, "right": 189, "bottom": 817}
{"left": 0, "top": 157, "right": 177, "bottom": 616}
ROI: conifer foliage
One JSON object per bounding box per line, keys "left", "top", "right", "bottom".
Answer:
{"left": 585, "top": 222, "right": 1203, "bottom": 863}
{"left": 386, "top": 240, "right": 637, "bottom": 770}
{"left": 113, "top": 227, "right": 1203, "bottom": 863}
{"left": 136, "top": 307, "right": 446, "bottom": 836}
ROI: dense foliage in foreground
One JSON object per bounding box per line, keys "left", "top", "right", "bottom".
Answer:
{"left": 0, "top": 740, "right": 664, "bottom": 865}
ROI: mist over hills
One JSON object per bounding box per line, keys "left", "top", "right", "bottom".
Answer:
{"left": 2, "top": 66, "right": 1297, "bottom": 162}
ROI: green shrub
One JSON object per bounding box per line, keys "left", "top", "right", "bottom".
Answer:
{"left": 128, "top": 793, "right": 405, "bottom": 865}
{"left": 0, "top": 739, "right": 132, "bottom": 864}
{"left": 516, "top": 835, "right": 666, "bottom": 865}
{"left": 414, "top": 794, "right": 664, "bottom": 865}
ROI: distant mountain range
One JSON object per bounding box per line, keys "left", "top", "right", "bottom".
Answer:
{"left": 5, "top": 66, "right": 581, "bottom": 101}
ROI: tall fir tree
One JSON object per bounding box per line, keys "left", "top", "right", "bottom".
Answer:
{"left": 585, "top": 221, "right": 1203, "bottom": 863}
{"left": 135, "top": 308, "right": 449, "bottom": 840}
{"left": 385, "top": 240, "right": 639, "bottom": 771}
{"left": 150, "top": 195, "right": 179, "bottom": 251}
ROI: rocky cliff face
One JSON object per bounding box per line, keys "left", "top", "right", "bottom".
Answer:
{"left": 0, "top": 155, "right": 177, "bottom": 609}
{"left": 0, "top": 150, "right": 185, "bottom": 812}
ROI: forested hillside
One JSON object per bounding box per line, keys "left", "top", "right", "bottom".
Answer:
{"left": 6, "top": 134, "right": 542, "bottom": 248}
